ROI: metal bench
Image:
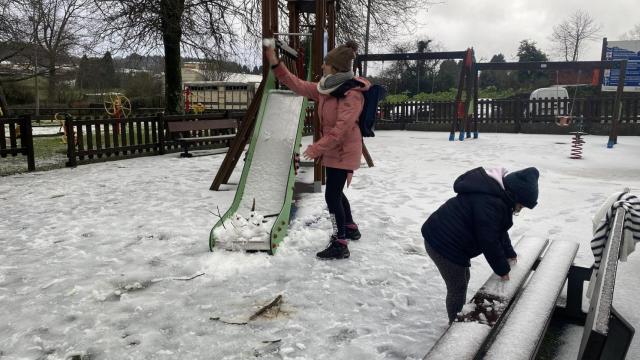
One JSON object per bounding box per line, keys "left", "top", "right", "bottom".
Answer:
{"left": 166, "top": 118, "right": 237, "bottom": 157}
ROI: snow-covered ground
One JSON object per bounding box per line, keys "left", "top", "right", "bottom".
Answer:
{"left": 1, "top": 131, "right": 639, "bottom": 360}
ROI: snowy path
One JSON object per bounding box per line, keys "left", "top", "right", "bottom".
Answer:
{"left": 1, "top": 131, "right": 639, "bottom": 359}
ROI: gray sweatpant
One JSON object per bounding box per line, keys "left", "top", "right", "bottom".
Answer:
{"left": 425, "top": 241, "right": 470, "bottom": 323}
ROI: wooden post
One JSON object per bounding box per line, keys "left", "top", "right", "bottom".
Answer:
{"left": 450, "top": 51, "right": 469, "bottom": 141}
{"left": 287, "top": 2, "right": 300, "bottom": 49}
{"left": 270, "top": 0, "right": 278, "bottom": 38}
{"left": 515, "top": 98, "right": 522, "bottom": 133}
{"left": 598, "top": 38, "right": 607, "bottom": 96}
{"left": 0, "top": 88, "right": 10, "bottom": 117}
{"left": 473, "top": 61, "right": 479, "bottom": 137}
{"left": 261, "top": 0, "right": 274, "bottom": 79}
{"left": 327, "top": 1, "right": 336, "bottom": 50}
{"left": 609, "top": 60, "right": 627, "bottom": 147}
{"left": 313, "top": 0, "right": 326, "bottom": 192}
{"left": 464, "top": 49, "right": 474, "bottom": 138}
{"left": 157, "top": 112, "right": 166, "bottom": 154}
{"left": 362, "top": 141, "right": 374, "bottom": 167}
{"left": 210, "top": 82, "right": 265, "bottom": 190}
{"left": 65, "top": 115, "right": 77, "bottom": 167}
{"left": 21, "top": 115, "right": 35, "bottom": 171}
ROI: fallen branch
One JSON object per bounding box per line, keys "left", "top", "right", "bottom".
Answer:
{"left": 209, "top": 206, "right": 227, "bottom": 229}
{"left": 173, "top": 272, "right": 205, "bottom": 281}
{"left": 209, "top": 294, "right": 284, "bottom": 326}
{"left": 262, "top": 339, "right": 282, "bottom": 344}
{"left": 249, "top": 294, "right": 283, "bottom": 321}
{"left": 209, "top": 317, "right": 248, "bottom": 325}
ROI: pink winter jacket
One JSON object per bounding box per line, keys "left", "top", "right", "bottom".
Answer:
{"left": 273, "top": 63, "right": 371, "bottom": 171}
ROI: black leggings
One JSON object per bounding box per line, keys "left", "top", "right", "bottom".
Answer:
{"left": 325, "top": 167, "right": 354, "bottom": 239}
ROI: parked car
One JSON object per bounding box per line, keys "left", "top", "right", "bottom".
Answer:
{"left": 527, "top": 86, "right": 569, "bottom": 116}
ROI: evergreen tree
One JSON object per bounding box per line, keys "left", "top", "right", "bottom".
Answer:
{"left": 102, "top": 51, "right": 119, "bottom": 88}
{"left": 77, "top": 55, "right": 89, "bottom": 90}
{"left": 517, "top": 40, "right": 549, "bottom": 87}
{"left": 434, "top": 60, "right": 459, "bottom": 92}
{"left": 479, "top": 54, "right": 509, "bottom": 89}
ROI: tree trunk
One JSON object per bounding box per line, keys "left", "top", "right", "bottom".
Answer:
{"left": 48, "top": 63, "right": 57, "bottom": 105}
{"left": 0, "top": 84, "right": 10, "bottom": 116}
{"left": 160, "top": 0, "right": 185, "bottom": 114}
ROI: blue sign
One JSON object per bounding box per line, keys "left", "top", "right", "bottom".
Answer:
{"left": 602, "top": 40, "right": 640, "bottom": 92}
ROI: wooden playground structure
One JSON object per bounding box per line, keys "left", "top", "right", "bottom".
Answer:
{"left": 210, "top": 0, "right": 373, "bottom": 192}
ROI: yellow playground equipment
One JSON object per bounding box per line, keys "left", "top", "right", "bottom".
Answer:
{"left": 193, "top": 102, "right": 205, "bottom": 114}
{"left": 55, "top": 112, "right": 76, "bottom": 145}
{"left": 102, "top": 93, "right": 131, "bottom": 134}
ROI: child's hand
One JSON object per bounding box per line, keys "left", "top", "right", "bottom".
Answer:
{"left": 264, "top": 46, "right": 278, "bottom": 66}
{"left": 500, "top": 274, "right": 510, "bottom": 280}
{"left": 508, "top": 257, "right": 518, "bottom": 265}
{"left": 303, "top": 145, "right": 319, "bottom": 160}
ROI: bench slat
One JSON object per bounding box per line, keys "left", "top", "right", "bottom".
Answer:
{"left": 476, "top": 237, "right": 550, "bottom": 303}
{"left": 578, "top": 207, "right": 628, "bottom": 359}
{"left": 167, "top": 119, "right": 236, "bottom": 132}
{"left": 484, "top": 240, "right": 579, "bottom": 360}
{"left": 176, "top": 134, "right": 236, "bottom": 142}
{"left": 424, "top": 237, "right": 549, "bottom": 360}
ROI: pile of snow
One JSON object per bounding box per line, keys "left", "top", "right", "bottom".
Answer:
{"left": 213, "top": 212, "right": 275, "bottom": 249}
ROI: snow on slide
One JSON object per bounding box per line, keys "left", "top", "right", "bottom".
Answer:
{"left": 213, "top": 90, "right": 304, "bottom": 251}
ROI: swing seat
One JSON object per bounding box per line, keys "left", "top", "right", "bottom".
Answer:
{"left": 556, "top": 116, "right": 572, "bottom": 127}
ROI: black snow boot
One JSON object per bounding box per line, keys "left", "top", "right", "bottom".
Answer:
{"left": 346, "top": 226, "right": 361, "bottom": 240}
{"left": 316, "top": 237, "right": 350, "bottom": 260}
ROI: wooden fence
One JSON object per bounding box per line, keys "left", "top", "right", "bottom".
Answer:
{"left": 1, "top": 115, "right": 35, "bottom": 171}
{"left": 64, "top": 111, "right": 245, "bottom": 167}
{"left": 8, "top": 107, "right": 165, "bottom": 120}
{"left": 377, "top": 97, "right": 640, "bottom": 135}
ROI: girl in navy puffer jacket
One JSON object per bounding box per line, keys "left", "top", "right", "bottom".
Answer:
{"left": 422, "top": 167, "right": 539, "bottom": 323}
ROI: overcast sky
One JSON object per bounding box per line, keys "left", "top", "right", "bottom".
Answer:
{"left": 384, "top": 0, "right": 638, "bottom": 62}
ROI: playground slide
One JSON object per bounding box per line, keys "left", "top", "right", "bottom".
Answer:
{"left": 209, "top": 71, "right": 309, "bottom": 254}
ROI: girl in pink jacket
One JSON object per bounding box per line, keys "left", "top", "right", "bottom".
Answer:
{"left": 266, "top": 41, "right": 370, "bottom": 260}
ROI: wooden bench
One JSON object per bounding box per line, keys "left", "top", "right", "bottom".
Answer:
{"left": 424, "top": 208, "right": 634, "bottom": 360}
{"left": 166, "top": 118, "right": 237, "bottom": 157}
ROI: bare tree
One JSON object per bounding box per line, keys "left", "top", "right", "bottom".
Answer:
{"left": 94, "top": 0, "right": 257, "bottom": 114}
{"left": 621, "top": 24, "right": 640, "bottom": 40}
{"left": 0, "top": 0, "right": 36, "bottom": 84}
{"left": 201, "top": 60, "right": 232, "bottom": 82}
{"left": 297, "top": 0, "right": 429, "bottom": 51}
{"left": 92, "top": 0, "right": 431, "bottom": 113}
{"left": 2, "top": 0, "right": 93, "bottom": 103}
{"left": 551, "top": 10, "right": 601, "bottom": 61}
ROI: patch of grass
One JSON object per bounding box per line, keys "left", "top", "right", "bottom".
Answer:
{"left": 1, "top": 135, "right": 68, "bottom": 176}
{"left": 34, "top": 136, "right": 67, "bottom": 158}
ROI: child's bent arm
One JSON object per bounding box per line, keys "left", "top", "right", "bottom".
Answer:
{"left": 272, "top": 63, "right": 320, "bottom": 101}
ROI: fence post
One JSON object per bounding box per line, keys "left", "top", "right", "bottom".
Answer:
{"left": 65, "top": 115, "right": 77, "bottom": 167}
{"left": 21, "top": 115, "right": 35, "bottom": 171}
{"left": 515, "top": 99, "right": 522, "bottom": 133}
{"left": 157, "top": 112, "right": 165, "bottom": 155}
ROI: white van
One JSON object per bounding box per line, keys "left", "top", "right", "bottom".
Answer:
{"left": 528, "top": 86, "right": 569, "bottom": 116}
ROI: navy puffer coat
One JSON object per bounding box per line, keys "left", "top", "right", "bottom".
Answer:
{"left": 422, "top": 167, "right": 518, "bottom": 276}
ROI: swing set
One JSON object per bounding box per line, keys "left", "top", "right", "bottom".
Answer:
{"left": 554, "top": 69, "right": 585, "bottom": 127}
{"left": 474, "top": 60, "right": 629, "bottom": 149}
{"left": 355, "top": 48, "right": 477, "bottom": 141}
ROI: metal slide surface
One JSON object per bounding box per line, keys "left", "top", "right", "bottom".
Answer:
{"left": 210, "top": 71, "right": 308, "bottom": 253}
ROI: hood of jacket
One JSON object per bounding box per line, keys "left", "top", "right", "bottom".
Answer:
{"left": 454, "top": 167, "right": 515, "bottom": 207}
{"left": 329, "top": 77, "right": 372, "bottom": 98}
